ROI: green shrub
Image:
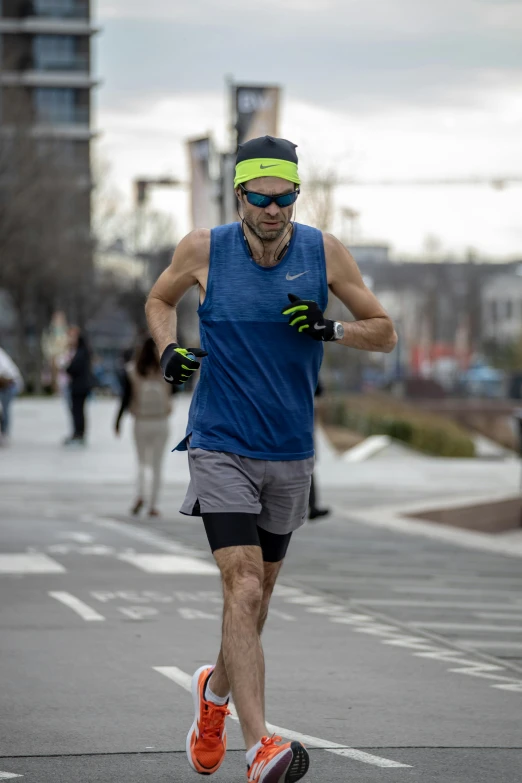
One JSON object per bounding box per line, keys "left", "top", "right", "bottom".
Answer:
{"left": 320, "top": 394, "right": 475, "bottom": 458}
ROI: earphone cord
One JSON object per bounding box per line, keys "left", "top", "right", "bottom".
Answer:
{"left": 238, "top": 210, "right": 294, "bottom": 263}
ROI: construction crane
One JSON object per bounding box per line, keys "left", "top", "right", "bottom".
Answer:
{"left": 308, "top": 175, "right": 522, "bottom": 190}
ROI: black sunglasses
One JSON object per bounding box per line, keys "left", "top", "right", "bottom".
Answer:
{"left": 239, "top": 184, "right": 300, "bottom": 209}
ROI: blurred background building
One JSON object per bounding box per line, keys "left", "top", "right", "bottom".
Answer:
{"left": 0, "top": 0, "right": 97, "bottom": 236}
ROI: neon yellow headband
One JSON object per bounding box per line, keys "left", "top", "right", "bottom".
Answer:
{"left": 234, "top": 158, "right": 301, "bottom": 189}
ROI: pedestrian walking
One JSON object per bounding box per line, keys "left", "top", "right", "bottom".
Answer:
{"left": 0, "top": 346, "right": 23, "bottom": 446}
{"left": 63, "top": 327, "right": 93, "bottom": 447}
{"left": 146, "top": 135, "right": 397, "bottom": 783}
{"left": 114, "top": 336, "right": 171, "bottom": 517}
{"left": 308, "top": 380, "right": 330, "bottom": 520}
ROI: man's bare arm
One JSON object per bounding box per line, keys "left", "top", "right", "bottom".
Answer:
{"left": 145, "top": 229, "right": 210, "bottom": 354}
{"left": 324, "top": 233, "right": 397, "bottom": 353}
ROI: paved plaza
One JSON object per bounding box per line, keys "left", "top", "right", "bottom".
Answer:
{"left": 1, "top": 396, "right": 521, "bottom": 782}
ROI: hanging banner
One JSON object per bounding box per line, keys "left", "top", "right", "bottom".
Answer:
{"left": 219, "top": 152, "right": 237, "bottom": 225}
{"left": 187, "top": 136, "right": 218, "bottom": 229}
{"left": 234, "top": 85, "right": 280, "bottom": 149}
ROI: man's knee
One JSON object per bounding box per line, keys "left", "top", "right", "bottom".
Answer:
{"left": 217, "top": 546, "right": 264, "bottom": 615}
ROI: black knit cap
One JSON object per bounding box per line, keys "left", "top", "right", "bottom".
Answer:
{"left": 236, "top": 135, "right": 298, "bottom": 165}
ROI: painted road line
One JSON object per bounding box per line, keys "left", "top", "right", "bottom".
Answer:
{"left": 117, "top": 553, "right": 218, "bottom": 575}
{"left": 269, "top": 609, "right": 296, "bottom": 622}
{"left": 49, "top": 592, "right": 106, "bottom": 622}
{"left": 93, "top": 516, "right": 208, "bottom": 559}
{"left": 58, "top": 532, "right": 95, "bottom": 543}
{"left": 475, "top": 612, "right": 522, "bottom": 620}
{"left": 0, "top": 772, "right": 23, "bottom": 778}
{"left": 409, "top": 622, "right": 522, "bottom": 633}
{"left": 154, "top": 666, "right": 411, "bottom": 769}
{"left": 458, "top": 640, "right": 522, "bottom": 651}
{"left": 351, "top": 600, "right": 522, "bottom": 609}
{"left": 393, "top": 586, "right": 522, "bottom": 596}
{"left": 0, "top": 553, "right": 66, "bottom": 574}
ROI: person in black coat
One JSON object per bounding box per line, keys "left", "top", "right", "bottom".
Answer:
{"left": 309, "top": 379, "right": 331, "bottom": 520}
{"left": 64, "top": 328, "right": 93, "bottom": 446}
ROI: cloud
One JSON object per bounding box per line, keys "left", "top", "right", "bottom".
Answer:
{"left": 94, "top": 0, "right": 522, "bottom": 117}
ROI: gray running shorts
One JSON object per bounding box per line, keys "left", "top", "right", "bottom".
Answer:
{"left": 180, "top": 447, "right": 314, "bottom": 535}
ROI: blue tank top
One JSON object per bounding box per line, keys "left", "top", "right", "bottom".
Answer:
{"left": 176, "top": 221, "right": 328, "bottom": 460}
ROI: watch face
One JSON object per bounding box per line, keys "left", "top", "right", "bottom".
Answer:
{"left": 334, "top": 322, "right": 344, "bottom": 340}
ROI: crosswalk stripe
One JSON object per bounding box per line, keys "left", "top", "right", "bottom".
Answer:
{"left": 0, "top": 772, "right": 23, "bottom": 779}
{"left": 0, "top": 554, "right": 65, "bottom": 574}
{"left": 153, "top": 666, "right": 412, "bottom": 769}
{"left": 49, "top": 592, "right": 106, "bottom": 621}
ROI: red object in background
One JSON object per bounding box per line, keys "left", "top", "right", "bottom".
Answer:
{"left": 410, "top": 343, "right": 472, "bottom": 374}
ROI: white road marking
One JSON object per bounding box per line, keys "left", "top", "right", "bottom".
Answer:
{"left": 409, "top": 622, "right": 522, "bottom": 633}
{"left": 93, "top": 517, "right": 208, "bottom": 559}
{"left": 474, "top": 612, "right": 522, "bottom": 620}
{"left": 47, "top": 544, "right": 114, "bottom": 556}
{"left": 178, "top": 608, "right": 219, "bottom": 620}
{"left": 117, "top": 553, "right": 218, "bottom": 575}
{"left": 352, "top": 599, "right": 522, "bottom": 609}
{"left": 119, "top": 606, "right": 159, "bottom": 621}
{"left": 458, "top": 640, "right": 522, "bottom": 650}
{"left": 58, "top": 532, "right": 95, "bottom": 543}
{"left": 49, "top": 592, "right": 105, "bottom": 621}
{"left": 154, "top": 666, "right": 411, "bottom": 769}
{"left": 280, "top": 587, "right": 522, "bottom": 694}
{"left": 269, "top": 609, "right": 296, "bottom": 622}
{"left": 0, "top": 554, "right": 65, "bottom": 574}
{"left": 393, "top": 586, "right": 522, "bottom": 596}
{"left": 0, "top": 773, "right": 23, "bottom": 779}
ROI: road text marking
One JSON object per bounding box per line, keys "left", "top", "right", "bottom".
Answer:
{"left": 49, "top": 592, "right": 106, "bottom": 621}
{"left": 154, "top": 666, "right": 411, "bottom": 769}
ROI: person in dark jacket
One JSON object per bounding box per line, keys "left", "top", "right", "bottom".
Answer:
{"left": 309, "top": 379, "right": 330, "bottom": 520}
{"left": 64, "top": 327, "right": 93, "bottom": 446}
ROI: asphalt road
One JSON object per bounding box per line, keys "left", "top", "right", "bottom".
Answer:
{"left": 1, "top": 489, "right": 522, "bottom": 783}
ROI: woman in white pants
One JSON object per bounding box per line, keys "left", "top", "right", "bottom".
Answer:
{"left": 115, "top": 337, "right": 171, "bottom": 517}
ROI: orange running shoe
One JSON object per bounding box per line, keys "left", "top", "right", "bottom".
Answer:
{"left": 186, "top": 665, "right": 230, "bottom": 775}
{"left": 247, "top": 735, "right": 309, "bottom": 783}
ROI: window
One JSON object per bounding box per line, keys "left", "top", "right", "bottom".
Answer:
{"left": 34, "top": 87, "right": 75, "bottom": 123}
{"left": 505, "top": 300, "right": 513, "bottom": 320}
{"left": 33, "top": 35, "right": 76, "bottom": 70}
{"left": 34, "top": 0, "right": 82, "bottom": 18}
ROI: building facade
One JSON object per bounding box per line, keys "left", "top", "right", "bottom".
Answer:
{"left": 0, "top": 0, "right": 98, "bottom": 228}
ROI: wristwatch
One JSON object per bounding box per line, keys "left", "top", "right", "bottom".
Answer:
{"left": 332, "top": 321, "right": 345, "bottom": 341}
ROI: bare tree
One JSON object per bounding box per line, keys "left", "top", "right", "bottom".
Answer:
{"left": 0, "top": 125, "right": 94, "bottom": 388}
{"left": 299, "top": 165, "right": 339, "bottom": 232}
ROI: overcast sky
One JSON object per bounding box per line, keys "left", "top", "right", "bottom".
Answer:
{"left": 93, "top": 0, "right": 522, "bottom": 258}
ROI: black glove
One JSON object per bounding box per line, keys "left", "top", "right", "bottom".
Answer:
{"left": 281, "top": 293, "right": 335, "bottom": 342}
{"left": 160, "top": 343, "right": 207, "bottom": 385}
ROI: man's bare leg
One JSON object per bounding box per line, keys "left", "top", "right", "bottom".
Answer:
{"left": 207, "top": 547, "right": 283, "bottom": 749}
{"left": 209, "top": 559, "right": 283, "bottom": 723}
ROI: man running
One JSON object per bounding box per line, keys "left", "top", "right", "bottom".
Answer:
{"left": 145, "top": 135, "right": 397, "bottom": 783}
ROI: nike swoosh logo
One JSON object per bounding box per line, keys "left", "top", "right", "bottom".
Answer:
{"left": 314, "top": 324, "right": 326, "bottom": 330}
{"left": 164, "top": 374, "right": 174, "bottom": 382}
{"left": 259, "top": 164, "right": 278, "bottom": 169}
{"left": 286, "top": 271, "right": 309, "bottom": 281}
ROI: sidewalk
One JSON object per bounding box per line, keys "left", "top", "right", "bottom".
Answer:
{"left": 3, "top": 396, "right": 521, "bottom": 502}
{"left": 1, "top": 396, "right": 522, "bottom": 782}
